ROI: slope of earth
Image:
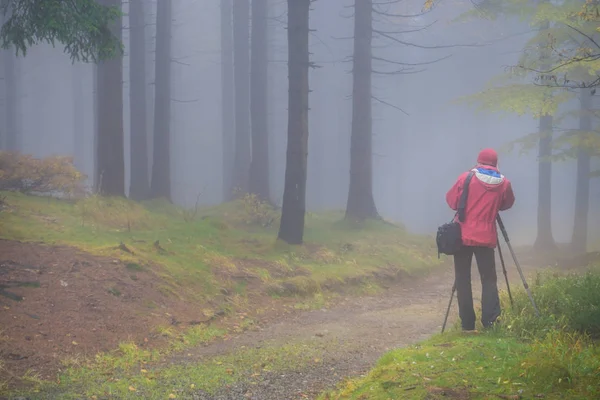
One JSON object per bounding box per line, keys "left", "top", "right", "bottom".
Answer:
{"left": 0, "top": 239, "right": 212, "bottom": 382}
{"left": 0, "top": 191, "right": 442, "bottom": 393}
{"left": 9, "top": 256, "right": 555, "bottom": 400}
{"left": 3, "top": 260, "right": 457, "bottom": 399}
{"left": 3, "top": 191, "right": 585, "bottom": 399}
{"left": 173, "top": 262, "right": 547, "bottom": 400}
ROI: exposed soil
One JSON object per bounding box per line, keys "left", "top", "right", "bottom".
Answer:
{"left": 0, "top": 238, "right": 442, "bottom": 390}
{"left": 0, "top": 239, "right": 211, "bottom": 383}
{"left": 180, "top": 269, "right": 457, "bottom": 400}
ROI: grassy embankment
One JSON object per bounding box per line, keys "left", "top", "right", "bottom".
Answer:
{"left": 320, "top": 268, "right": 600, "bottom": 400}
{"left": 0, "top": 191, "right": 441, "bottom": 303}
{"left": 0, "top": 190, "right": 442, "bottom": 398}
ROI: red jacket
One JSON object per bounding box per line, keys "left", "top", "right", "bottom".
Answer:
{"left": 446, "top": 165, "right": 515, "bottom": 248}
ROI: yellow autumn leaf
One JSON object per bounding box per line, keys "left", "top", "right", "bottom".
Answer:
{"left": 423, "top": 0, "right": 434, "bottom": 11}
{"left": 169, "top": 394, "right": 176, "bottom": 399}
{"left": 128, "top": 386, "right": 136, "bottom": 392}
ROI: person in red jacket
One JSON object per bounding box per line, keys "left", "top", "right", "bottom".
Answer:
{"left": 446, "top": 148, "right": 515, "bottom": 331}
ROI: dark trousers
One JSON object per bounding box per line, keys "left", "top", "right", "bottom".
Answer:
{"left": 453, "top": 246, "right": 501, "bottom": 330}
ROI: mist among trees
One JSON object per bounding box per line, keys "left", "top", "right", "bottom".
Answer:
{"left": 0, "top": 0, "right": 599, "bottom": 249}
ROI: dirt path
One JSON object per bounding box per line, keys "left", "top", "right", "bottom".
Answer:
{"left": 166, "top": 264, "right": 542, "bottom": 400}
{"left": 0, "top": 237, "right": 551, "bottom": 400}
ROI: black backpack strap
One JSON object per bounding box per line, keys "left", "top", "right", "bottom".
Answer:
{"left": 457, "top": 171, "right": 475, "bottom": 223}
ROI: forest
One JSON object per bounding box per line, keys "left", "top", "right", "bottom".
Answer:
{"left": 0, "top": 0, "right": 599, "bottom": 399}
{"left": 0, "top": 0, "right": 598, "bottom": 249}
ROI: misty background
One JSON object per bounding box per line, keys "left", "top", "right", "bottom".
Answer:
{"left": 1, "top": 0, "right": 598, "bottom": 246}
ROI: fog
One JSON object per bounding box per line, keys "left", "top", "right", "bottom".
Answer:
{"left": 2, "top": 0, "right": 599, "bottom": 246}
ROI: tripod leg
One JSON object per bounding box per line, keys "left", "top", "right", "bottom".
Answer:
{"left": 441, "top": 283, "right": 456, "bottom": 334}
{"left": 505, "top": 240, "right": 540, "bottom": 316}
{"left": 496, "top": 236, "right": 514, "bottom": 307}
{"left": 496, "top": 215, "right": 541, "bottom": 317}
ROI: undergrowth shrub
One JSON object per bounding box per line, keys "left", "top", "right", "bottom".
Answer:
{"left": 0, "top": 151, "right": 85, "bottom": 196}
{"left": 501, "top": 268, "right": 600, "bottom": 339}
{"left": 521, "top": 330, "right": 600, "bottom": 394}
{"left": 239, "top": 192, "right": 278, "bottom": 227}
{"left": 498, "top": 268, "right": 600, "bottom": 396}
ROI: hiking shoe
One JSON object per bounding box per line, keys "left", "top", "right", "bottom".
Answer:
{"left": 483, "top": 319, "right": 501, "bottom": 331}
{"left": 462, "top": 329, "right": 479, "bottom": 335}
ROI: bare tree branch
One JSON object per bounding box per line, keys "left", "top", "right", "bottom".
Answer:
{"left": 372, "top": 68, "right": 427, "bottom": 75}
{"left": 373, "top": 19, "right": 438, "bottom": 34}
{"left": 373, "top": 0, "right": 406, "bottom": 5}
{"left": 532, "top": 75, "right": 600, "bottom": 89}
{"left": 172, "top": 98, "right": 199, "bottom": 103}
{"left": 171, "top": 58, "right": 190, "bottom": 66}
{"left": 373, "top": 29, "right": 483, "bottom": 49}
{"left": 371, "top": 95, "right": 409, "bottom": 115}
{"left": 566, "top": 24, "right": 600, "bottom": 51}
{"left": 371, "top": 6, "right": 429, "bottom": 18}
{"left": 372, "top": 54, "right": 452, "bottom": 66}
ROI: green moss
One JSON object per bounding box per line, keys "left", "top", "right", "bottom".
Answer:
{"left": 0, "top": 191, "right": 441, "bottom": 302}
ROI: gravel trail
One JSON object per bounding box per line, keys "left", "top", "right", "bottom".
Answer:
{"left": 163, "top": 264, "right": 542, "bottom": 400}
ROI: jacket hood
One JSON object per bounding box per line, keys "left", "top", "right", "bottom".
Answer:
{"left": 471, "top": 166, "right": 505, "bottom": 191}
{"left": 477, "top": 148, "right": 498, "bottom": 167}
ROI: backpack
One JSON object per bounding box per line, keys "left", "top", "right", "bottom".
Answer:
{"left": 436, "top": 171, "right": 475, "bottom": 258}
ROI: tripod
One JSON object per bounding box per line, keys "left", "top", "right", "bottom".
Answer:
{"left": 441, "top": 215, "right": 540, "bottom": 333}
{"left": 496, "top": 215, "right": 540, "bottom": 316}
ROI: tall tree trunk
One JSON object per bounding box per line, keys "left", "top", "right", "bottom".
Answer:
{"left": 0, "top": 15, "right": 4, "bottom": 150}
{"left": 150, "top": 0, "right": 172, "bottom": 201}
{"left": 345, "top": 0, "right": 379, "bottom": 221}
{"left": 96, "top": 0, "right": 125, "bottom": 196}
{"left": 144, "top": 0, "right": 156, "bottom": 176}
{"left": 1, "top": 11, "right": 19, "bottom": 152}
{"left": 249, "top": 0, "right": 271, "bottom": 201}
{"left": 93, "top": 64, "right": 98, "bottom": 189}
{"left": 4, "top": 48, "right": 19, "bottom": 151}
{"left": 277, "top": 0, "right": 310, "bottom": 245}
{"left": 267, "top": 0, "right": 282, "bottom": 205}
{"left": 533, "top": 113, "right": 556, "bottom": 251}
{"left": 129, "top": 0, "right": 150, "bottom": 201}
{"left": 221, "top": 0, "right": 235, "bottom": 202}
{"left": 232, "top": 0, "right": 251, "bottom": 195}
{"left": 570, "top": 87, "right": 592, "bottom": 254}
{"left": 533, "top": 20, "right": 556, "bottom": 252}
{"left": 72, "top": 63, "right": 85, "bottom": 172}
